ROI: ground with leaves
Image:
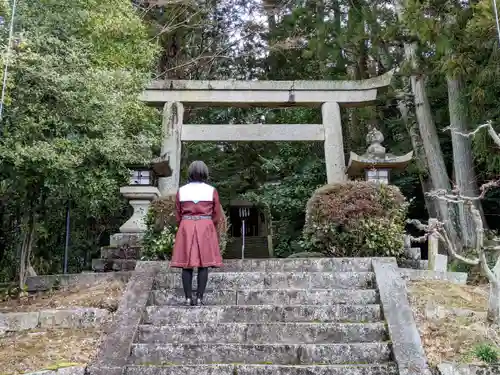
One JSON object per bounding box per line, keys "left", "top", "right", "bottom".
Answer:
{"left": 0, "top": 328, "right": 101, "bottom": 375}
{"left": 0, "top": 280, "right": 124, "bottom": 374}
{"left": 408, "top": 280, "right": 500, "bottom": 366}
{"left": 0, "top": 280, "right": 124, "bottom": 313}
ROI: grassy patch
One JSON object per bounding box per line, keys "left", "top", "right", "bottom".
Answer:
{"left": 408, "top": 280, "right": 500, "bottom": 366}
{"left": 0, "top": 280, "right": 124, "bottom": 313}
{"left": 0, "top": 328, "right": 102, "bottom": 375}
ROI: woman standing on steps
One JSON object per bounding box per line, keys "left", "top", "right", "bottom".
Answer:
{"left": 170, "top": 160, "right": 224, "bottom": 306}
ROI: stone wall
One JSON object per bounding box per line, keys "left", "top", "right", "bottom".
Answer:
{"left": 25, "top": 271, "right": 132, "bottom": 292}
{"left": 0, "top": 308, "right": 110, "bottom": 334}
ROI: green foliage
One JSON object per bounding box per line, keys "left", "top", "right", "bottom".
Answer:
{"left": 142, "top": 218, "right": 177, "bottom": 261}
{"left": 142, "top": 197, "right": 178, "bottom": 260}
{"left": 1, "top": 0, "right": 500, "bottom": 281}
{"left": 473, "top": 343, "right": 499, "bottom": 364}
{"left": 0, "top": 0, "right": 160, "bottom": 280}
{"left": 302, "top": 181, "right": 408, "bottom": 258}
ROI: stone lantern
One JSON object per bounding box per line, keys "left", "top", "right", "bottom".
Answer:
{"left": 347, "top": 128, "right": 413, "bottom": 184}
{"left": 118, "top": 155, "right": 172, "bottom": 235}
{"left": 92, "top": 156, "right": 173, "bottom": 272}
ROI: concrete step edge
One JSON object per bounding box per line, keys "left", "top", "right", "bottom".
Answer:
{"left": 136, "top": 322, "right": 389, "bottom": 343}
{"left": 155, "top": 271, "right": 376, "bottom": 277}
{"left": 130, "top": 342, "right": 393, "bottom": 365}
{"left": 125, "top": 363, "right": 399, "bottom": 375}
{"left": 149, "top": 288, "right": 380, "bottom": 306}
{"left": 138, "top": 322, "right": 388, "bottom": 329}
{"left": 149, "top": 258, "right": 384, "bottom": 273}
{"left": 132, "top": 342, "right": 392, "bottom": 348}
{"left": 146, "top": 303, "right": 382, "bottom": 310}
{"left": 144, "top": 304, "right": 383, "bottom": 324}
{"left": 154, "top": 272, "right": 376, "bottom": 290}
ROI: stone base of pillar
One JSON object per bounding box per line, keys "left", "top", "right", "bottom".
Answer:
{"left": 109, "top": 233, "right": 145, "bottom": 247}
{"left": 119, "top": 186, "right": 160, "bottom": 234}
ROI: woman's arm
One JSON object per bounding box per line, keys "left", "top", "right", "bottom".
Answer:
{"left": 212, "top": 189, "right": 222, "bottom": 226}
{"left": 175, "top": 192, "right": 182, "bottom": 225}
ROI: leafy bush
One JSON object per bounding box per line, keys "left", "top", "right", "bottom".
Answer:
{"left": 142, "top": 195, "right": 229, "bottom": 260}
{"left": 302, "top": 181, "right": 408, "bottom": 258}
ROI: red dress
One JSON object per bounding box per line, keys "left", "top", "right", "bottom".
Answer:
{"left": 170, "top": 182, "right": 224, "bottom": 269}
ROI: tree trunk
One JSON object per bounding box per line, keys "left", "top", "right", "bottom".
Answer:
{"left": 393, "top": 4, "right": 461, "bottom": 249}
{"left": 346, "top": 0, "right": 368, "bottom": 151}
{"left": 398, "top": 94, "right": 439, "bottom": 218}
{"left": 264, "top": 0, "right": 278, "bottom": 77}
{"left": 18, "top": 211, "right": 36, "bottom": 291}
{"left": 447, "top": 75, "right": 485, "bottom": 248}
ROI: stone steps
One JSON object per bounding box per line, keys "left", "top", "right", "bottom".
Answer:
{"left": 100, "top": 246, "right": 141, "bottom": 259}
{"left": 152, "top": 258, "right": 378, "bottom": 273}
{"left": 150, "top": 288, "right": 380, "bottom": 306}
{"left": 126, "top": 363, "right": 399, "bottom": 375}
{"left": 127, "top": 258, "right": 397, "bottom": 374}
{"left": 226, "top": 236, "right": 269, "bottom": 249}
{"left": 154, "top": 271, "right": 375, "bottom": 289}
{"left": 92, "top": 257, "right": 384, "bottom": 273}
{"left": 129, "top": 342, "right": 393, "bottom": 365}
{"left": 92, "top": 258, "right": 137, "bottom": 272}
{"left": 137, "top": 322, "right": 389, "bottom": 344}
{"left": 143, "top": 304, "right": 383, "bottom": 324}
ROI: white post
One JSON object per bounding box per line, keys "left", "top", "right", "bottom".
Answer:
{"left": 241, "top": 219, "right": 246, "bottom": 260}
{"left": 428, "top": 218, "right": 439, "bottom": 270}
{"left": 321, "top": 102, "right": 347, "bottom": 184}
{"left": 159, "top": 101, "right": 184, "bottom": 196}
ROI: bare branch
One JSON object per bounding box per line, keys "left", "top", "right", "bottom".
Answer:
{"left": 406, "top": 218, "right": 428, "bottom": 232}
{"left": 426, "top": 179, "right": 500, "bottom": 202}
{"left": 406, "top": 219, "right": 430, "bottom": 243}
{"left": 436, "top": 229, "right": 480, "bottom": 265}
{"left": 444, "top": 120, "right": 500, "bottom": 148}
{"left": 424, "top": 180, "right": 500, "bottom": 322}
{"left": 410, "top": 234, "right": 429, "bottom": 243}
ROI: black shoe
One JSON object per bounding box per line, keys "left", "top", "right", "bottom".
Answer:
{"left": 185, "top": 298, "right": 195, "bottom": 306}
{"left": 195, "top": 297, "right": 204, "bottom": 306}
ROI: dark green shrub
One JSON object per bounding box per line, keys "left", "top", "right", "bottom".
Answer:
{"left": 301, "top": 181, "right": 408, "bottom": 257}
{"left": 142, "top": 195, "right": 229, "bottom": 260}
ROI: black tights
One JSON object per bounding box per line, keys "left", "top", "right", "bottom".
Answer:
{"left": 182, "top": 267, "right": 209, "bottom": 300}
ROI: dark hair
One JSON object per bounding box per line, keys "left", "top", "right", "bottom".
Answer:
{"left": 188, "top": 160, "right": 209, "bottom": 182}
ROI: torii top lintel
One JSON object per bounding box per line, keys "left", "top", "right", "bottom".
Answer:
{"left": 140, "top": 69, "right": 394, "bottom": 108}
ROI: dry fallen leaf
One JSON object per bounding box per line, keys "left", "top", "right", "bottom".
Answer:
{"left": 408, "top": 280, "right": 499, "bottom": 366}
{"left": 0, "top": 280, "right": 124, "bottom": 374}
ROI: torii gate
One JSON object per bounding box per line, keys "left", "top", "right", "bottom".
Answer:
{"left": 140, "top": 71, "right": 394, "bottom": 196}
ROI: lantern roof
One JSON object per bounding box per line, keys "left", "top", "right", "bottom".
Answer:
{"left": 126, "top": 154, "right": 172, "bottom": 178}
{"left": 151, "top": 154, "right": 172, "bottom": 178}
{"left": 347, "top": 128, "right": 413, "bottom": 177}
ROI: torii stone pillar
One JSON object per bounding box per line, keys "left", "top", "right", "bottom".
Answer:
{"left": 159, "top": 101, "right": 184, "bottom": 196}
{"left": 322, "top": 102, "right": 347, "bottom": 183}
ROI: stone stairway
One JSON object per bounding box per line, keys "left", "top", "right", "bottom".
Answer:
{"left": 92, "top": 245, "right": 140, "bottom": 272}
{"left": 126, "top": 258, "right": 398, "bottom": 375}
{"left": 224, "top": 236, "right": 270, "bottom": 259}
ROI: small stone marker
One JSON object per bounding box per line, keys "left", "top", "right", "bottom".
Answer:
{"left": 434, "top": 254, "right": 448, "bottom": 272}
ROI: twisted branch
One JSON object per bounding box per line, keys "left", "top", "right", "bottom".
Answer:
{"left": 444, "top": 120, "right": 500, "bottom": 148}
{"left": 408, "top": 181, "right": 499, "bottom": 282}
